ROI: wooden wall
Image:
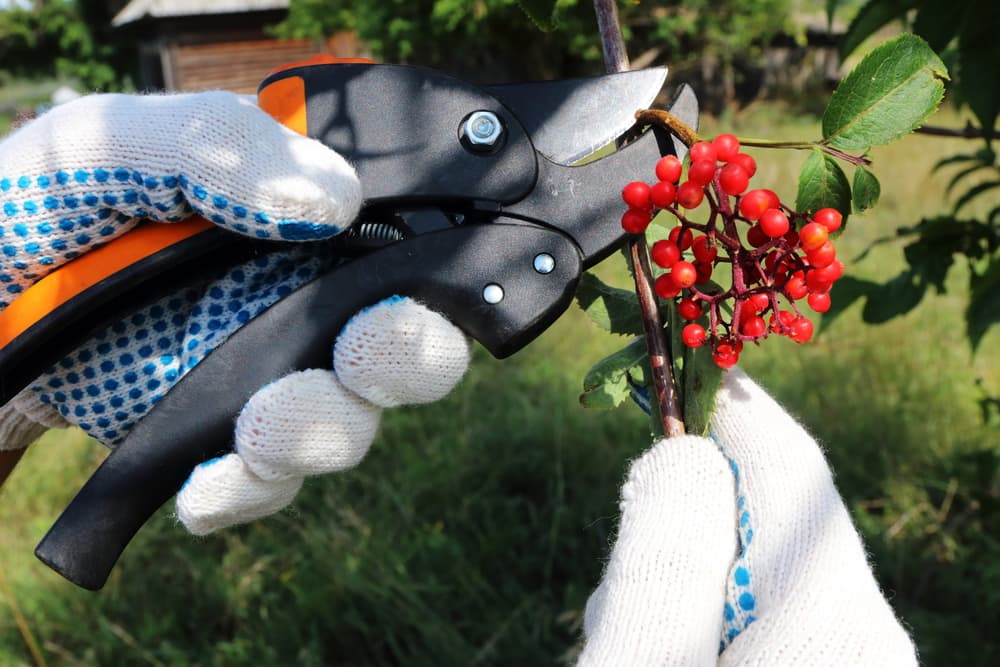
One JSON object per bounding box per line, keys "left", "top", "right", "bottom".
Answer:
{"left": 162, "top": 32, "right": 364, "bottom": 93}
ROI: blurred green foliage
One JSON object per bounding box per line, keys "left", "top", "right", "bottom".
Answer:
{"left": 0, "top": 0, "right": 131, "bottom": 91}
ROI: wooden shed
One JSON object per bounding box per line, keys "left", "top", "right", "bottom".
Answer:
{"left": 113, "top": 0, "right": 365, "bottom": 93}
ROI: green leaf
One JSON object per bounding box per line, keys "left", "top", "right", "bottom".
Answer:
{"left": 852, "top": 167, "right": 881, "bottom": 212}
{"left": 824, "top": 34, "right": 948, "bottom": 150}
{"left": 575, "top": 272, "right": 643, "bottom": 336}
{"left": 514, "top": 0, "right": 562, "bottom": 30}
{"left": 796, "top": 149, "right": 852, "bottom": 217}
{"left": 957, "top": 0, "right": 1000, "bottom": 142}
{"left": 839, "top": 0, "right": 916, "bottom": 60}
{"left": 968, "top": 256, "right": 1000, "bottom": 348}
{"left": 913, "top": 0, "right": 967, "bottom": 52}
{"left": 579, "top": 338, "right": 647, "bottom": 409}
{"left": 861, "top": 270, "right": 927, "bottom": 323}
{"left": 681, "top": 345, "right": 723, "bottom": 436}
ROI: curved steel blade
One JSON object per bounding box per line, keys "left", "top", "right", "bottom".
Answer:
{"left": 486, "top": 67, "right": 668, "bottom": 165}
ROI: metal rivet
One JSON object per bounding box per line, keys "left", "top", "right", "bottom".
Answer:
{"left": 533, "top": 253, "right": 555, "bottom": 274}
{"left": 482, "top": 283, "right": 504, "bottom": 304}
{"left": 463, "top": 111, "right": 504, "bottom": 147}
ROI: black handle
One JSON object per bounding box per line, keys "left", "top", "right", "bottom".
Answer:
{"left": 35, "top": 222, "right": 581, "bottom": 589}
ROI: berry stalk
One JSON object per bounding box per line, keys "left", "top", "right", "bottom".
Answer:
{"left": 594, "top": 0, "right": 685, "bottom": 437}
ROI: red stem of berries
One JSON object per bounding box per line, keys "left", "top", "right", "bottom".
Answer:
{"left": 622, "top": 134, "right": 846, "bottom": 370}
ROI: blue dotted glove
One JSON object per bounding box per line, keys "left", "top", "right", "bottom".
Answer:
{"left": 1, "top": 91, "right": 471, "bottom": 535}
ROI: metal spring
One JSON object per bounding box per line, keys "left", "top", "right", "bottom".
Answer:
{"left": 350, "top": 222, "right": 405, "bottom": 241}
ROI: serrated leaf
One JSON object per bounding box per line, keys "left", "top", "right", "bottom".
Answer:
{"left": 861, "top": 270, "right": 926, "bottom": 323}
{"left": 582, "top": 337, "right": 647, "bottom": 394}
{"left": 681, "top": 345, "right": 723, "bottom": 436}
{"left": 957, "top": 0, "right": 1000, "bottom": 142}
{"left": 579, "top": 374, "right": 631, "bottom": 409}
{"left": 817, "top": 275, "right": 878, "bottom": 332}
{"left": 968, "top": 256, "right": 1000, "bottom": 348}
{"left": 514, "top": 0, "right": 561, "bottom": 30}
{"left": 575, "top": 272, "right": 643, "bottom": 335}
{"left": 913, "top": 0, "right": 967, "bottom": 52}
{"left": 796, "top": 149, "right": 852, "bottom": 217}
{"left": 824, "top": 34, "right": 948, "bottom": 150}
{"left": 839, "top": 0, "right": 916, "bottom": 60}
{"left": 852, "top": 167, "right": 881, "bottom": 212}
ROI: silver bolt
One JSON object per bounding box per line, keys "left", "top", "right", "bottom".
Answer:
{"left": 463, "top": 111, "right": 504, "bottom": 147}
{"left": 533, "top": 253, "right": 555, "bottom": 274}
{"left": 482, "top": 283, "right": 504, "bottom": 304}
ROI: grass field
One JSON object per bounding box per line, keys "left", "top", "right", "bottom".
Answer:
{"left": 0, "top": 102, "right": 997, "bottom": 666}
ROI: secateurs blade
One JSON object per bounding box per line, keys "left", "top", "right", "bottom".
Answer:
{"left": 0, "top": 59, "right": 698, "bottom": 590}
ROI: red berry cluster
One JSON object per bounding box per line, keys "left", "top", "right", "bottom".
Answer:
{"left": 620, "top": 134, "right": 845, "bottom": 369}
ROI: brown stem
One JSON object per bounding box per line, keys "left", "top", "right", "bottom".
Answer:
{"left": 593, "top": 0, "right": 684, "bottom": 437}
{"left": 635, "top": 108, "right": 703, "bottom": 148}
{"left": 0, "top": 447, "right": 25, "bottom": 490}
{"left": 629, "top": 240, "right": 686, "bottom": 437}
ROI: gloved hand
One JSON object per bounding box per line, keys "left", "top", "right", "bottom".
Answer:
{"left": 576, "top": 368, "right": 917, "bottom": 666}
{"left": 0, "top": 91, "right": 470, "bottom": 531}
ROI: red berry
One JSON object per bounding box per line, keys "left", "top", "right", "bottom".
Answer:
{"left": 651, "top": 239, "right": 681, "bottom": 268}
{"left": 712, "top": 134, "right": 740, "bottom": 162}
{"left": 687, "top": 159, "right": 717, "bottom": 186}
{"left": 759, "top": 208, "right": 790, "bottom": 238}
{"left": 739, "top": 188, "right": 779, "bottom": 221}
{"left": 713, "top": 343, "right": 740, "bottom": 369}
{"left": 799, "top": 222, "right": 829, "bottom": 251}
{"left": 692, "top": 235, "right": 718, "bottom": 263}
{"left": 695, "top": 261, "right": 714, "bottom": 284}
{"left": 746, "top": 224, "right": 768, "bottom": 248}
{"left": 676, "top": 181, "right": 705, "bottom": 209}
{"left": 785, "top": 271, "right": 808, "bottom": 300}
{"left": 650, "top": 181, "right": 677, "bottom": 208}
{"left": 807, "top": 291, "right": 831, "bottom": 313}
{"left": 654, "top": 274, "right": 682, "bottom": 299}
{"left": 808, "top": 262, "right": 841, "bottom": 287}
{"left": 826, "top": 259, "right": 845, "bottom": 282}
{"left": 668, "top": 226, "right": 694, "bottom": 250}
{"left": 806, "top": 241, "right": 836, "bottom": 268}
{"left": 681, "top": 323, "right": 706, "bottom": 348}
{"left": 670, "top": 261, "right": 697, "bottom": 288}
{"left": 731, "top": 152, "right": 757, "bottom": 177}
{"left": 678, "top": 297, "right": 702, "bottom": 320}
{"left": 689, "top": 141, "right": 718, "bottom": 163}
{"left": 741, "top": 315, "right": 767, "bottom": 338}
{"left": 813, "top": 207, "right": 843, "bottom": 233}
{"left": 748, "top": 292, "right": 771, "bottom": 313}
{"left": 621, "top": 208, "right": 652, "bottom": 234}
{"left": 719, "top": 163, "right": 750, "bottom": 195}
{"left": 622, "top": 181, "right": 651, "bottom": 209}
{"left": 789, "top": 317, "right": 814, "bottom": 343}
{"left": 770, "top": 309, "right": 796, "bottom": 332}
{"left": 655, "top": 155, "right": 683, "bottom": 183}
{"left": 805, "top": 268, "right": 833, "bottom": 293}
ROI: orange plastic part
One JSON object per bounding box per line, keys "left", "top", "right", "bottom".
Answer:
{"left": 259, "top": 55, "right": 375, "bottom": 136}
{"left": 0, "top": 217, "right": 213, "bottom": 350}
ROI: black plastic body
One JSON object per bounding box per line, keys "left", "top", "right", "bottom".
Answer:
{"left": 35, "top": 222, "right": 582, "bottom": 589}
{"left": 21, "top": 64, "right": 684, "bottom": 590}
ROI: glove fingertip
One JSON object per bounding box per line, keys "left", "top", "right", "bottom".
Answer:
{"left": 334, "top": 296, "right": 470, "bottom": 408}
{"left": 176, "top": 453, "right": 302, "bottom": 535}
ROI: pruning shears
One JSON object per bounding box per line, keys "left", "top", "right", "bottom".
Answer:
{"left": 0, "top": 56, "right": 698, "bottom": 590}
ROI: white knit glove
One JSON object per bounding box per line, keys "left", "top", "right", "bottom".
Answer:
{"left": 0, "top": 92, "right": 470, "bottom": 532}
{"left": 176, "top": 297, "right": 470, "bottom": 534}
{"left": 577, "top": 368, "right": 917, "bottom": 666}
